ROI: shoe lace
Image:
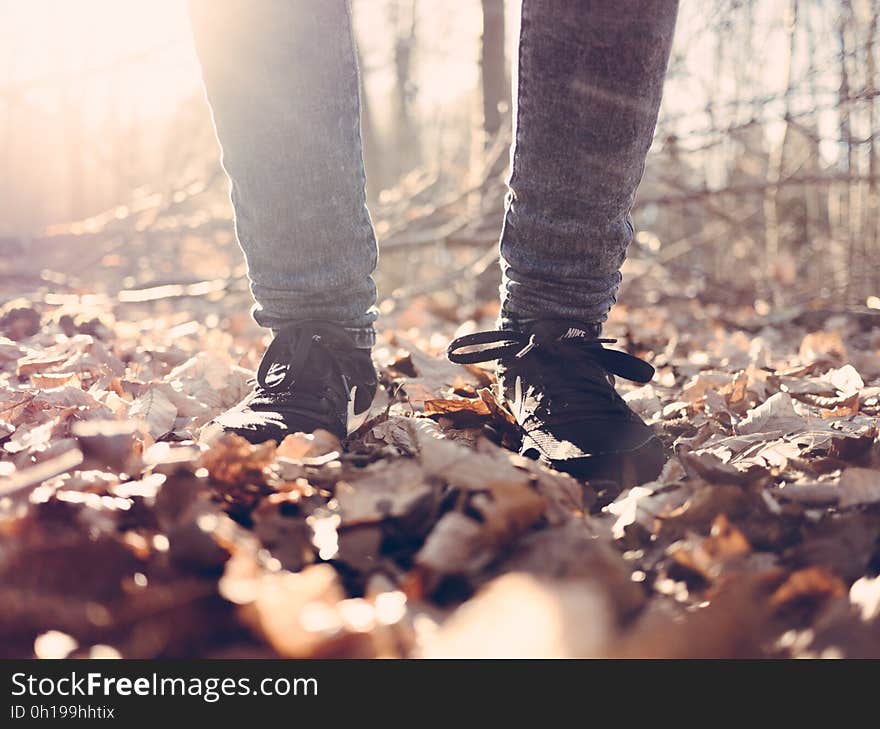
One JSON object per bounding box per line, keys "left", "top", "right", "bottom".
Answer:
{"left": 255, "top": 321, "right": 359, "bottom": 413}
{"left": 447, "top": 321, "right": 655, "bottom": 420}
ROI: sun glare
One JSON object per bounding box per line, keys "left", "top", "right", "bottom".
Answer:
{"left": 2, "top": 0, "right": 201, "bottom": 116}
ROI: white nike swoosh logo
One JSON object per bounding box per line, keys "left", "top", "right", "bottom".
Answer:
{"left": 346, "top": 385, "right": 372, "bottom": 435}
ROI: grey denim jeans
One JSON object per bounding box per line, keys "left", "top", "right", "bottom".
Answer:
{"left": 189, "top": 0, "right": 678, "bottom": 345}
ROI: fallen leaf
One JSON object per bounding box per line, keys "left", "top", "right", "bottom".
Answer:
{"left": 423, "top": 396, "right": 492, "bottom": 426}
{"left": 423, "top": 572, "right": 615, "bottom": 658}
{"left": 837, "top": 468, "right": 880, "bottom": 508}
{"left": 335, "top": 459, "right": 434, "bottom": 527}
{"left": 737, "top": 392, "right": 807, "bottom": 435}
{"left": 770, "top": 566, "right": 846, "bottom": 611}
{"left": 128, "top": 387, "right": 177, "bottom": 438}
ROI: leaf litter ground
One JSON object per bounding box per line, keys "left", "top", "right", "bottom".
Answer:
{"left": 2, "top": 235, "right": 880, "bottom": 658}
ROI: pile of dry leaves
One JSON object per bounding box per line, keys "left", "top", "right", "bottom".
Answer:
{"left": 2, "top": 273, "right": 880, "bottom": 658}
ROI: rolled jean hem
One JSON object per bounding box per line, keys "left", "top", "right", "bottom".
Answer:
{"left": 498, "top": 305, "right": 603, "bottom": 338}
{"left": 270, "top": 324, "right": 376, "bottom": 349}
{"left": 499, "top": 295, "right": 611, "bottom": 330}
{"left": 255, "top": 309, "right": 377, "bottom": 348}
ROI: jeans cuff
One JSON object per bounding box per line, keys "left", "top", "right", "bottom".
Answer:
{"left": 268, "top": 323, "right": 375, "bottom": 349}
{"left": 499, "top": 305, "right": 603, "bottom": 338}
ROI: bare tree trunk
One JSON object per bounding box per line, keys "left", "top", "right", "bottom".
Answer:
{"left": 763, "top": 0, "right": 797, "bottom": 304}
{"left": 389, "top": 0, "right": 420, "bottom": 180}
{"left": 865, "top": 1, "right": 879, "bottom": 291}
{"left": 480, "top": 0, "right": 507, "bottom": 140}
{"left": 838, "top": 0, "right": 856, "bottom": 301}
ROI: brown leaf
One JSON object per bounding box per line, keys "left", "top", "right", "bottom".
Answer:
{"left": 276, "top": 430, "right": 341, "bottom": 461}
{"left": 669, "top": 514, "right": 751, "bottom": 580}
{"left": 477, "top": 387, "right": 517, "bottom": 429}
{"left": 423, "top": 396, "right": 492, "bottom": 426}
{"left": 497, "top": 520, "right": 644, "bottom": 617}
{"left": 799, "top": 330, "right": 847, "bottom": 363}
{"left": 819, "top": 392, "right": 860, "bottom": 419}
{"left": 415, "top": 511, "right": 493, "bottom": 575}
{"left": 612, "top": 570, "right": 785, "bottom": 658}
{"left": 335, "top": 459, "right": 434, "bottom": 527}
{"left": 365, "top": 416, "right": 419, "bottom": 456}
{"left": 381, "top": 335, "right": 481, "bottom": 408}
{"left": 199, "top": 433, "right": 275, "bottom": 488}
{"left": 128, "top": 387, "right": 177, "bottom": 439}
{"left": 770, "top": 566, "right": 846, "bottom": 611}
{"left": 423, "top": 572, "right": 615, "bottom": 658}
{"left": 737, "top": 392, "right": 807, "bottom": 435}
{"left": 838, "top": 467, "right": 880, "bottom": 508}
{"left": 678, "top": 448, "right": 765, "bottom": 484}
{"left": 72, "top": 419, "right": 140, "bottom": 472}
{"left": 788, "top": 512, "right": 880, "bottom": 583}
{"left": 0, "top": 300, "right": 40, "bottom": 341}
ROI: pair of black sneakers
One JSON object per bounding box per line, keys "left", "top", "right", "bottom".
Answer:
{"left": 215, "top": 318, "right": 665, "bottom": 485}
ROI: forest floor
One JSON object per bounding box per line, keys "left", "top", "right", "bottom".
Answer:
{"left": 2, "top": 207, "right": 880, "bottom": 658}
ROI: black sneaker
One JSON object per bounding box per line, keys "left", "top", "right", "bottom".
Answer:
{"left": 212, "top": 321, "right": 378, "bottom": 443}
{"left": 447, "top": 319, "right": 665, "bottom": 485}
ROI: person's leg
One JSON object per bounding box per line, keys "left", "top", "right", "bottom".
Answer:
{"left": 500, "top": 0, "right": 678, "bottom": 329}
{"left": 189, "top": 0, "right": 377, "bottom": 347}
{"left": 449, "top": 1, "right": 678, "bottom": 484}
{"left": 189, "top": 0, "right": 378, "bottom": 442}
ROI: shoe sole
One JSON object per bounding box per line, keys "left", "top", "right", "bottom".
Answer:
{"left": 525, "top": 435, "right": 667, "bottom": 489}
{"left": 346, "top": 385, "right": 383, "bottom": 436}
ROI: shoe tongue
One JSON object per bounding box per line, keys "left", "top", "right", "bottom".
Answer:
{"left": 558, "top": 325, "right": 598, "bottom": 340}
{"left": 533, "top": 320, "right": 655, "bottom": 384}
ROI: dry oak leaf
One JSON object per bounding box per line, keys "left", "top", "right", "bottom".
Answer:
{"left": 366, "top": 417, "right": 419, "bottom": 456}
{"left": 199, "top": 433, "right": 276, "bottom": 487}
{"left": 497, "top": 520, "right": 644, "bottom": 618}
{"left": 799, "top": 330, "right": 848, "bottom": 363}
{"left": 612, "top": 570, "right": 785, "bottom": 658}
{"left": 415, "top": 511, "right": 493, "bottom": 575}
{"left": 276, "top": 430, "right": 341, "bottom": 461}
{"left": 668, "top": 514, "right": 751, "bottom": 581}
{"left": 770, "top": 566, "right": 847, "bottom": 611}
{"left": 128, "top": 387, "right": 177, "bottom": 439}
{"left": 381, "top": 334, "right": 481, "bottom": 408}
{"left": 334, "top": 459, "right": 433, "bottom": 526}
{"left": 819, "top": 392, "right": 860, "bottom": 419}
{"left": 678, "top": 448, "right": 765, "bottom": 484}
{"left": 424, "top": 396, "right": 492, "bottom": 426}
{"left": 822, "top": 364, "right": 865, "bottom": 396}
{"left": 477, "top": 387, "right": 518, "bottom": 429}
{"left": 28, "top": 372, "right": 81, "bottom": 390}
{"left": 412, "top": 420, "right": 546, "bottom": 537}
{"left": 737, "top": 391, "right": 807, "bottom": 435}
{"left": 837, "top": 468, "right": 880, "bottom": 509}
{"left": 788, "top": 512, "right": 880, "bottom": 583}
